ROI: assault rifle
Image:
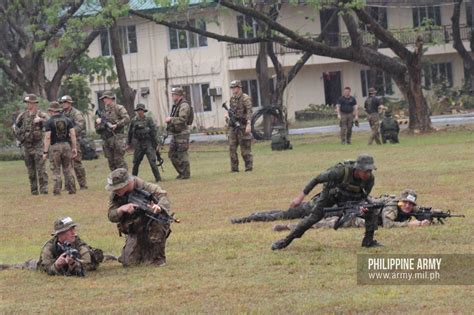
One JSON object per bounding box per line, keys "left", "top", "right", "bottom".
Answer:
{"left": 405, "top": 207, "right": 465, "bottom": 224}
{"left": 127, "top": 188, "right": 180, "bottom": 224}
{"left": 155, "top": 133, "right": 167, "bottom": 170}
{"left": 57, "top": 241, "right": 85, "bottom": 276}
{"left": 95, "top": 106, "right": 115, "bottom": 138}
{"left": 323, "top": 200, "right": 385, "bottom": 230}
{"left": 222, "top": 102, "right": 244, "bottom": 131}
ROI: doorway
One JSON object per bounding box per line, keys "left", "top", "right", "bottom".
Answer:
{"left": 323, "top": 71, "right": 342, "bottom": 105}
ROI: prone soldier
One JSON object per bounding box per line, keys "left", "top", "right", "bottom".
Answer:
{"left": 127, "top": 103, "right": 161, "bottom": 182}
{"left": 42, "top": 102, "right": 77, "bottom": 195}
{"left": 15, "top": 94, "right": 49, "bottom": 195}
{"left": 95, "top": 91, "right": 130, "bottom": 171}
{"left": 37, "top": 217, "right": 103, "bottom": 276}
{"left": 226, "top": 80, "right": 253, "bottom": 172}
{"left": 165, "top": 87, "right": 192, "bottom": 179}
{"left": 106, "top": 168, "right": 171, "bottom": 267}
{"left": 60, "top": 95, "right": 88, "bottom": 189}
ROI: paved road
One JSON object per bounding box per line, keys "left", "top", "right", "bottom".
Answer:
{"left": 189, "top": 113, "right": 474, "bottom": 142}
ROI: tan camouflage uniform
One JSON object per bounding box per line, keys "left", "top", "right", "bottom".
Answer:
{"left": 63, "top": 107, "right": 88, "bottom": 188}
{"left": 228, "top": 92, "right": 253, "bottom": 171}
{"left": 167, "top": 98, "right": 192, "bottom": 179}
{"left": 37, "top": 236, "right": 100, "bottom": 276}
{"left": 108, "top": 177, "right": 171, "bottom": 266}
{"left": 15, "top": 109, "right": 49, "bottom": 194}
{"left": 95, "top": 102, "right": 130, "bottom": 171}
{"left": 364, "top": 93, "right": 382, "bottom": 145}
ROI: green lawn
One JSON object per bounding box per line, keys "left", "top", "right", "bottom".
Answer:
{"left": 1, "top": 126, "right": 473, "bottom": 313}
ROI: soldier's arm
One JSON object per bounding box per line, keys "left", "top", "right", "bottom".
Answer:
{"left": 43, "top": 131, "right": 52, "bottom": 155}
{"left": 143, "top": 181, "right": 170, "bottom": 210}
{"left": 15, "top": 112, "right": 24, "bottom": 128}
{"left": 303, "top": 166, "right": 345, "bottom": 195}
{"left": 116, "top": 106, "right": 130, "bottom": 128}
{"left": 171, "top": 103, "right": 189, "bottom": 126}
{"left": 73, "top": 111, "right": 86, "bottom": 136}
{"left": 363, "top": 176, "right": 375, "bottom": 196}
{"left": 382, "top": 206, "right": 409, "bottom": 228}
{"left": 78, "top": 245, "right": 96, "bottom": 271}
{"left": 243, "top": 95, "right": 253, "bottom": 122}
{"left": 148, "top": 118, "right": 158, "bottom": 147}
{"left": 127, "top": 120, "right": 134, "bottom": 145}
{"left": 353, "top": 100, "right": 359, "bottom": 120}
{"left": 38, "top": 243, "right": 63, "bottom": 275}
{"left": 107, "top": 195, "right": 123, "bottom": 223}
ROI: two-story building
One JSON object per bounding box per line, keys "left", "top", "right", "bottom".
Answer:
{"left": 84, "top": 0, "right": 472, "bottom": 128}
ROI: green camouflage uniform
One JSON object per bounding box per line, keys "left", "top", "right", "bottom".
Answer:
{"left": 167, "top": 98, "right": 192, "bottom": 179}
{"left": 63, "top": 107, "right": 88, "bottom": 188}
{"left": 37, "top": 236, "right": 101, "bottom": 276}
{"left": 128, "top": 115, "right": 161, "bottom": 182}
{"left": 380, "top": 113, "right": 400, "bottom": 144}
{"left": 95, "top": 102, "right": 130, "bottom": 171}
{"left": 108, "top": 177, "right": 171, "bottom": 266}
{"left": 364, "top": 95, "right": 382, "bottom": 145}
{"left": 228, "top": 92, "right": 253, "bottom": 171}
{"left": 272, "top": 157, "right": 379, "bottom": 249}
{"left": 15, "top": 109, "right": 49, "bottom": 194}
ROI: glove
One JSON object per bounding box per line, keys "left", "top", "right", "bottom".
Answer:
{"left": 354, "top": 120, "right": 359, "bottom": 127}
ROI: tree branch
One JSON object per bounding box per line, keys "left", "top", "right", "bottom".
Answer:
{"left": 452, "top": 0, "right": 474, "bottom": 69}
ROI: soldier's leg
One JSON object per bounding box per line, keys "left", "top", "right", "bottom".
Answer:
{"left": 228, "top": 131, "right": 239, "bottom": 171}
{"left": 73, "top": 144, "right": 87, "bottom": 189}
{"left": 119, "top": 235, "right": 143, "bottom": 267}
{"left": 103, "top": 140, "right": 115, "bottom": 171}
{"left": 35, "top": 144, "right": 48, "bottom": 194}
{"left": 49, "top": 145, "right": 63, "bottom": 195}
{"left": 144, "top": 143, "right": 161, "bottom": 182}
{"left": 145, "top": 221, "right": 170, "bottom": 265}
{"left": 61, "top": 143, "right": 76, "bottom": 194}
{"left": 23, "top": 148, "right": 38, "bottom": 194}
{"left": 240, "top": 133, "right": 253, "bottom": 171}
{"left": 339, "top": 116, "right": 347, "bottom": 144}
{"left": 168, "top": 136, "right": 181, "bottom": 177}
{"left": 346, "top": 114, "right": 354, "bottom": 144}
{"left": 393, "top": 133, "right": 399, "bottom": 144}
{"left": 132, "top": 145, "right": 146, "bottom": 176}
{"left": 112, "top": 137, "right": 127, "bottom": 170}
{"left": 368, "top": 115, "right": 381, "bottom": 145}
{"left": 362, "top": 208, "right": 382, "bottom": 247}
{"left": 176, "top": 134, "right": 190, "bottom": 179}
{"left": 381, "top": 132, "right": 387, "bottom": 144}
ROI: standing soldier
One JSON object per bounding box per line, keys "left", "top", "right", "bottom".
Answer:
{"left": 336, "top": 87, "right": 358, "bottom": 145}
{"left": 60, "top": 95, "right": 88, "bottom": 189}
{"left": 226, "top": 80, "right": 253, "bottom": 172}
{"left": 165, "top": 87, "right": 192, "bottom": 179}
{"left": 42, "top": 102, "right": 77, "bottom": 195}
{"left": 271, "top": 154, "right": 381, "bottom": 250}
{"left": 15, "top": 94, "right": 49, "bottom": 195}
{"left": 127, "top": 104, "right": 161, "bottom": 182}
{"left": 364, "top": 87, "right": 383, "bottom": 145}
{"left": 95, "top": 91, "right": 130, "bottom": 171}
{"left": 380, "top": 109, "right": 400, "bottom": 144}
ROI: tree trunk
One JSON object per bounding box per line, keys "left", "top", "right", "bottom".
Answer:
{"left": 109, "top": 21, "right": 136, "bottom": 116}
{"left": 255, "top": 39, "right": 273, "bottom": 139}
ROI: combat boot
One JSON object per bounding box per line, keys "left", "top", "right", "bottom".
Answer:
{"left": 361, "top": 231, "right": 383, "bottom": 247}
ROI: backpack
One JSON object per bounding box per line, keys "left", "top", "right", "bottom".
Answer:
{"left": 271, "top": 129, "right": 292, "bottom": 151}
{"left": 185, "top": 102, "right": 194, "bottom": 125}
{"left": 80, "top": 138, "right": 98, "bottom": 160}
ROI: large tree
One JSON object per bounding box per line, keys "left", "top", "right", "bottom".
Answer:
{"left": 0, "top": 0, "right": 110, "bottom": 100}
{"left": 452, "top": 0, "right": 474, "bottom": 92}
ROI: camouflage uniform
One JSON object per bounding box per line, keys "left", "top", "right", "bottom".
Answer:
{"left": 128, "top": 104, "right": 161, "bottom": 182}
{"left": 228, "top": 87, "right": 253, "bottom": 172}
{"left": 62, "top": 102, "right": 88, "bottom": 189}
{"left": 380, "top": 111, "right": 400, "bottom": 144}
{"left": 107, "top": 169, "right": 171, "bottom": 266}
{"left": 272, "top": 155, "right": 379, "bottom": 250}
{"left": 44, "top": 106, "right": 76, "bottom": 195}
{"left": 15, "top": 100, "right": 49, "bottom": 195}
{"left": 364, "top": 89, "right": 382, "bottom": 145}
{"left": 37, "top": 236, "right": 101, "bottom": 276}
{"left": 95, "top": 95, "right": 130, "bottom": 171}
{"left": 167, "top": 98, "right": 192, "bottom": 179}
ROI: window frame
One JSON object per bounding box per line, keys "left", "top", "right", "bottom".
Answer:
{"left": 360, "top": 69, "right": 394, "bottom": 97}
{"left": 99, "top": 25, "right": 138, "bottom": 56}
{"left": 168, "top": 19, "right": 208, "bottom": 50}
{"left": 171, "top": 83, "right": 212, "bottom": 113}
{"left": 412, "top": 6, "right": 442, "bottom": 28}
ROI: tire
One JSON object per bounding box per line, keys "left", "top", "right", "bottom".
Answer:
{"left": 251, "top": 106, "right": 285, "bottom": 140}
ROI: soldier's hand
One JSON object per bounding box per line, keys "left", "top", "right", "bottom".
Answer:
{"left": 165, "top": 117, "right": 172, "bottom": 123}
{"left": 337, "top": 114, "right": 341, "bottom": 120}
{"left": 118, "top": 203, "right": 138, "bottom": 215}
{"left": 95, "top": 118, "right": 102, "bottom": 124}
{"left": 71, "top": 149, "right": 77, "bottom": 159}
{"left": 54, "top": 253, "right": 68, "bottom": 269}
{"left": 65, "top": 255, "right": 76, "bottom": 266}
{"left": 245, "top": 124, "right": 251, "bottom": 134}
{"left": 33, "top": 117, "right": 42, "bottom": 124}
{"left": 290, "top": 193, "right": 305, "bottom": 208}
{"left": 42, "top": 153, "right": 48, "bottom": 160}
{"left": 111, "top": 124, "right": 118, "bottom": 130}
{"left": 354, "top": 120, "right": 359, "bottom": 127}
{"left": 420, "top": 219, "right": 431, "bottom": 226}
{"left": 149, "top": 202, "right": 161, "bottom": 213}
{"left": 360, "top": 206, "right": 369, "bottom": 214}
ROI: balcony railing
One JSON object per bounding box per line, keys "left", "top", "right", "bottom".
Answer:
{"left": 227, "top": 25, "right": 472, "bottom": 58}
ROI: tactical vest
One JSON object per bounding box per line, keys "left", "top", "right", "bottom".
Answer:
{"left": 364, "top": 96, "right": 379, "bottom": 114}
{"left": 229, "top": 93, "right": 250, "bottom": 123}
{"left": 19, "top": 111, "right": 44, "bottom": 144}
{"left": 328, "top": 161, "right": 370, "bottom": 202}
{"left": 64, "top": 107, "right": 86, "bottom": 138}
{"left": 133, "top": 118, "right": 151, "bottom": 140}
{"left": 382, "top": 117, "right": 398, "bottom": 131}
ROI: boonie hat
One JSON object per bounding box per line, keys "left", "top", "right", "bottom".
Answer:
{"left": 134, "top": 103, "right": 148, "bottom": 112}
{"left": 99, "top": 91, "right": 116, "bottom": 100}
{"left": 48, "top": 101, "right": 63, "bottom": 112}
{"left": 24, "top": 94, "right": 39, "bottom": 103}
{"left": 230, "top": 80, "right": 242, "bottom": 88}
{"left": 52, "top": 216, "right": 78, "bottom": 236}
{"left": 355, "top": 154, "right": 377, "bottom": 171}
{"left": 60, "top": 95, "right": 73, "bottom": 103}
{"left": 400, "top": 189, "right": 417, "bottom": 205}
{"left": 171, "top": 87, "right": 184, "bottom": 96}
{"left": 105, "top": 168, "right": 133, "bottom": 191}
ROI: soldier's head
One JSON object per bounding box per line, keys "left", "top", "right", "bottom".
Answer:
{"left": 134, "top": 103, "right": 148, "bottom": 118}
{"left": 24, "top": 94, "right": 39, "bottom": 110}
{"left": 230, "top": 80, "right": 242, "bottom": 96}
{"left": 52, "top": 217, "right": 78, "bottom": 244}
{"left": 59, "top": 95, "right": 74, "bottom": 110}
{"left": 399, "top": 189, "right": 417, "bottom": 213}
{"left": 99, "top": 91, "right": 116, "bottom": 106}
{"left": 48, "top": 101, "right": 63, "bottom": 116}
{"left": 171, "top": 87, "right": 184, "bottom": 103}
{"left": 354, "top": 154, "right": 376, "bottom": 180}
{"left": 343, "top": 86, "right": 351, "bottom": 97}
{"left": 368, "top": 87, "right": 376, "bottom": 96}
{"left": 105, "top": 168, "right": 134, "bottom": 196}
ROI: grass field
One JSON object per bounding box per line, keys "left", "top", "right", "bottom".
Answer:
{"left": 1, "top": 126, "right": 473, "bottom": 313}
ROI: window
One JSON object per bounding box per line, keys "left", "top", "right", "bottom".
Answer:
{"left": 467, "top": 2, "right": 472, "bottom": 27}
{"left": 241, "top": 79, "right": 260, "bottom": 107}
{"left": 424, "top": 62, "right": 453, "bottom": 88}
{"left": 361, "top": 7, "right": 388, "bottom": 31}
{"left": 413, "top": 6, "right": 441, "bottom": 27}
{"left": 172, "top": 83, "right": 211, "bottom": 112}
{"left": 169, "top": 19, "right": 208, "bottom": 50}
{"left": 237, "top": 15, "right": 257, "bottom": 39}
{"left": 100, "top": 25, "right": 138, "bottom": 56}
{"left": 360, "top": 70, "right": 393, "bottom": 97}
